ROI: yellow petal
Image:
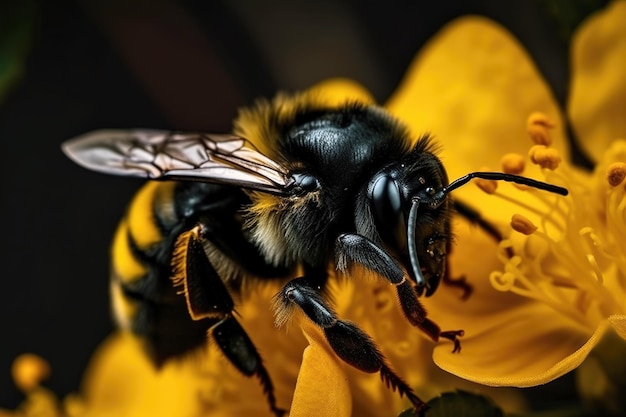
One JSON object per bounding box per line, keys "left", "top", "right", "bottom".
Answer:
{"left": 307, "top": 78, "right": 375, "bottom": 106}
{"left": 433, "top": 306, "right": 610, "bottom": 387}
{"left": 609, "top": 314, "right": 626, "bottom": 340}
{"left": 425, "top": 215, "right": 603, "bottom": 387}
{"left": 78, "top": 332, "right": 208, "bottom": 417}
{"left": 290, "top": 320, "right": 352, "bottom": 417}
{"left": 79, "top": 336, "right": 276, "bottom": 417}
{"left": 568, "top": 1, "right": 626, "bottom": 163}
{"left": 79, "top": 285, "right": 304, "bottom": 417}
{"left": 386, "top": 16, "right": 568, "bottom": 205}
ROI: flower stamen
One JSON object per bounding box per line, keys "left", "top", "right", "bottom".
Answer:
{"left": 489, "top": 120, "right": 626, "bottom": 335}
{"left": 12, "top": 354, "right": 50, "bottom": 392}
{"left": 490, "top": 190, "right": 565, "bottom": 234}
{"left": 511, "top": 214, "right": 537, "bottom": 235}
{"left": 607, "top": 162, "right": 626, "bottom": 187}
{"left": 501, "top": 153, "right": 526, "bottom": 174}
{"left": 529, "top": 145, "right": 562, "bottom": 170}
{"left": 527, "top": 112, "right": 555, "bottom": 146}
{"left": 475, "top": 178, "right": 498, "bottom": 194}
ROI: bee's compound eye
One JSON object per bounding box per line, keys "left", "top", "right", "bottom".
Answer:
{"left": 289, "top": 172, "right": 320, "bottom": 195}
{"left": 370, "top": 173, "right": 402, "bottom": 222}
{"left": 425, "top": 186, "right": 436, "bottom": 196}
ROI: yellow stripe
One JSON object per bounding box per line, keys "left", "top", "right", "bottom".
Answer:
{"left": 111, "top": 219, "right": 147, "bottom": 283}
{"left": 111, "top": 182, "right": 176, "bottom": 283}
{"left": 110, "top": 279, "right": 138, "bottom": 330}
{"left": 127, "top": 182, "right": 170, "bottom": 248}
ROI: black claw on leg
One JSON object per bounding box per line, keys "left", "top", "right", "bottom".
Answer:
{"left": 440, "top": 329, "right": 464, "bottom": 353}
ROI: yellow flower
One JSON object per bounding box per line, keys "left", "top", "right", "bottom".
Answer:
{"left": 8, "top": 3, "right": 625, "bottom": 417}
{"left": 387, "top": 1, "right": 626, "bottom": 387}
{"left": 5, "top": 38, "right": 530, "bottom": 417}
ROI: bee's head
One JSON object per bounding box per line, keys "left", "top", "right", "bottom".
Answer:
{"left": 364, "top": 137, "right": 451, "bottom": 296}
{"left": 363, "top": 136, "right": 570, "bottom": 297}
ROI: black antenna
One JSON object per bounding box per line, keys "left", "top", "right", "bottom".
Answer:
{"left": 429, "top": 172, "right": 568, "bottom": 208}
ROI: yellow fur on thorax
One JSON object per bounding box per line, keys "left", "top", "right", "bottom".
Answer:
{"left": 234, "top": 90, "right": 372, "bottom": 266}
{"left": 233, "top": 88, "right": 372, "bottom": 158}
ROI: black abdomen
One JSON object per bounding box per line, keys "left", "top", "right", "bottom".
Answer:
{"left": 109, "top": 181, "right": 285, "bottom": 364}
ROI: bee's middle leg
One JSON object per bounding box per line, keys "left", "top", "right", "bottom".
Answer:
{"left": 274, "top": 276, "right": 429, "bottom": 414}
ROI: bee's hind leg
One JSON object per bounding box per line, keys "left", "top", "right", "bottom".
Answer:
{"left": 210, "top": 317, "right": 284, "bottom": 417}
{"left": 274, "top": 275, "right": 429, "bottom": 414}
{"left": 172, "top": 225, "right": 285, "bottom": 417}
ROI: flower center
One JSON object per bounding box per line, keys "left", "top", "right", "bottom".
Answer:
{"left": 479, "top": 114, "right": 626, "bottom": 333}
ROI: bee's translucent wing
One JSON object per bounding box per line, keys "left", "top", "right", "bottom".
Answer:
{"left": 62, "top": 129, "right": 289, "bottom": 195}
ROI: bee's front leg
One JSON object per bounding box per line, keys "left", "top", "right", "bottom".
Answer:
{"left": 335, "top": 233, "right": 463, "bottom": 352}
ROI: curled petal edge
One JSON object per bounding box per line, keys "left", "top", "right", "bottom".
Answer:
{"left": 608, "top": 315, "right": 626, "bottom": 341}
{"left": 434, "top": 320, "right": 612, "bottom": 387}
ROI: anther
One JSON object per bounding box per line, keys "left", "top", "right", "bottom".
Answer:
{"left": 527, "top": 112, "right": 555, "bottom": 146}
{"left": 474, "top": 166, "right": 497, "bottom": 194}
{"left": 501, "top": 153, "right": 526, "bottom": 175}
{"left": 607, "top": 162, "right": 626, "bottom": 187}
{"left": 529, "top": 145, "right": 561, "bottom": 170}
{"left": 502, "top": 153, "right": 528, "bottom": 191}
{"left": 511, "top": 214, "right": 538, "bottom": 235}
{"left": 475, "top": 178, "right": 497, "bottom": 194}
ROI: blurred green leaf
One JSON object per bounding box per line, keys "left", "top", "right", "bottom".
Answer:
{"left": 534, "top": 0, "right": 611, "bottom": 40}
{"left": 0, "top": 0, "right": 37, "bottom": 104}
{"left": 511, "top": 409, "right": 593, "bottom": 417}
{"left": 398, "top": 391, "right": 504, "bottom": 417}
{"left": 575, "top": 330, "right": 626, "bottom": 416}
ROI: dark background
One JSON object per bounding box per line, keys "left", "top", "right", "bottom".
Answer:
{"left": 0, "top": 0, "right": 603, "bottom": 409}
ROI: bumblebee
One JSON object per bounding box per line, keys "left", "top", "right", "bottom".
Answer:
{"left": 62, "top": 93, "right": 567, "bottom": 415}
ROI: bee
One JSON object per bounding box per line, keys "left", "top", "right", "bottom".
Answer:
{"left": 62, "top": 92, "right": 568, "bottom": 415}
